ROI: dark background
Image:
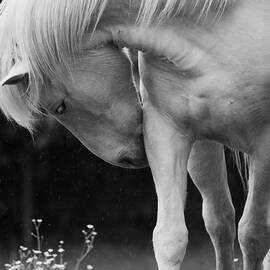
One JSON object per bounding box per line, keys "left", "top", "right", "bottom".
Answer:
{"left": 0, "top": 114, "right": 246, "bottom": 269}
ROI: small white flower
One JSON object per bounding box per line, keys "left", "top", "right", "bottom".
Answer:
{"left": 58, "top": 248, "right": 65, "bottom": 253}
{"left": 59, "top": 240, "right": 64, "bottom": 244}
{"left": 52, "top": 264, "right": 65, "bottom": 269}
{"left": 44, "top": 258, "right": 54, "bottom": 265}
{"left": 234, "top": 258, "right": 239, "bottom": 262}
{"left": 37, "top": 219, "right": 43, "bottom": 223}
{"left": 86, "top": 225, "right": 94, "bottom": 229}
{"left": 26, "top": 257, "right": 33, "bottom": 263}
{"left": 44, "top": 251, "right": 50, "bottom": 257}
{"left": 19, "top": 246, "right": 28, "bottom": 251}
{"left": 48, "top": 249, "right": 54, "bottom": 253}
{"left": 33, "top": 249, "right": 42, "bottom": 254}
{"left": 87, "top": 265, "right": 93, "bottom": 270}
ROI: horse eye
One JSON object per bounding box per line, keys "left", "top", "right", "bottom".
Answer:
{"left": 39, "top": 107, "right": 48, "bottom": 115}
{"left": 55, "top": 101, "right": 66, "bottom": 115}
{"left": 93, "top": 41, "right": 117, "bottom": 50}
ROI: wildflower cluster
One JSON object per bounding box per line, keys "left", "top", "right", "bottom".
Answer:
{"left": 4, "top": 220, "right": 97, "bottom": 270}
{"left": 74, "top": 225, "right": 97, "bottom": 270}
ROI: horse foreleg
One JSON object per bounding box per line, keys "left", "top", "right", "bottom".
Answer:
{"left": 188, "top": 141, "right": 236, "bottom": 270}
{"left": 144, "top": 105, "right": 191, "bottom": 270}
{"left": 238, "top": 133, "right": 270, "bottom": 270}
{"left": 263, "top": 249, "right": 270, "bottom": 269}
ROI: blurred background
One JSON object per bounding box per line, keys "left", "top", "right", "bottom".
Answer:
{"left": 0, "top": 113, "right": 246, "bottom": 270}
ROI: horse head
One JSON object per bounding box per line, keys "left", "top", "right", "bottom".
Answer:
{"left": 0, "top": 0, "right": 147, "bottom": 168}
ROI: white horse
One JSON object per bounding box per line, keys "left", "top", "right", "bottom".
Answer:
{"left": 114, "top": 0, "right": 270, "bottom": 269}
{"left": 0, "top": 0, "right": 255, "bottom": 270}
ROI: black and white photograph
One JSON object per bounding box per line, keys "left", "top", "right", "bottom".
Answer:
{"left": 0, "top": 1, "right": 268, "bottom": 269}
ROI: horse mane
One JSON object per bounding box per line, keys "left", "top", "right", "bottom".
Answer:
{"left": 138, "top": 0, "right": 233, "bottom": 25}
{"left": 0, "top": 0, "right": 108, "bottom": 131}
{"left": 0, "top": 0, "right": 233, "bottom": 131}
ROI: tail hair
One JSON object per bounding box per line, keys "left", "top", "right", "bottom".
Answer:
{"left": 233, "top": 150, "right": 249, "bottom": 198}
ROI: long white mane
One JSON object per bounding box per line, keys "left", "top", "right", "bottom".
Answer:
{"left": 0, "top": 0, "right": 231, "bottom": 131}
{"left": 0, "top": 0, "right": 107, "bottom": 130}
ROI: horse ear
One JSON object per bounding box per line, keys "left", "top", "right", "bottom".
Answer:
{"left": 1, "top": 62, "right": 29, "bottom": 86}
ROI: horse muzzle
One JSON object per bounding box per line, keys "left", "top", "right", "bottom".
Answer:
{"left": 117, "top": 135, "right": 148, "bottom": 169}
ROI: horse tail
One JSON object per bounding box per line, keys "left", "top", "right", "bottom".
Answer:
{"left": 233, "top": 150, "right": 249, "bottom": 198}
